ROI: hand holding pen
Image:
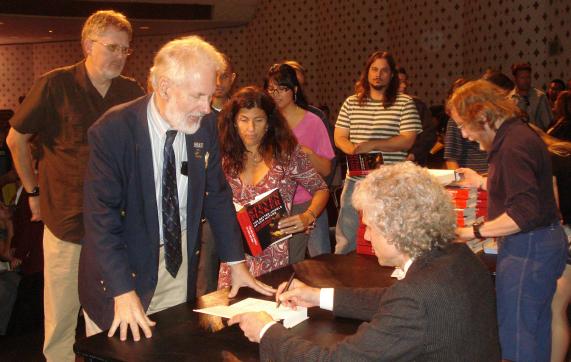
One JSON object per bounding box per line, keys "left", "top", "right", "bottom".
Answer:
{"left": 275, "top": 275, "right": 321, "bottom": 310}
{"left": 276, "top": 272, "right": 295, "bottom": 309}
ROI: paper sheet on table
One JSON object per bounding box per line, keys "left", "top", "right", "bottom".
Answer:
{"left": 194, "top": 297, "right": 308, "bottom": 328}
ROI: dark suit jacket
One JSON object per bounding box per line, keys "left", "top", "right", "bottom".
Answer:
{"left": 260, "top": 243, "right": 500, "bottom": 361}
{"left": 79, "top": 95, "right": 244, "bottom": 329}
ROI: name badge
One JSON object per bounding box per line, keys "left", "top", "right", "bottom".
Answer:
{"left": 193, "top": 141, "right": 204, "bottom": 159}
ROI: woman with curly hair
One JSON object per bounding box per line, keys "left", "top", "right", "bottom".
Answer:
{"left": 451, "top": 80, "right": 567, "bottom": 362}
{"left": 218, "top": 86, "right": 329, "bottom": 265}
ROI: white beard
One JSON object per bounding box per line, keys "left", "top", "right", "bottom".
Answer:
{"left": 163, "top": 98, "right": 205, "bottom": 135}
{"left": 170, "top": 113, "right": 203, "bottom": 135}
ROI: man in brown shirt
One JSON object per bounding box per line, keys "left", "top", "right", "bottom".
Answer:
{"left": 7, "top": 10, "right": 143, "bottom": 362}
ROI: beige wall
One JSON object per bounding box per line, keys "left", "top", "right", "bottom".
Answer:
{"left": 1, "top": 0, "right": 569, "bottom": 118}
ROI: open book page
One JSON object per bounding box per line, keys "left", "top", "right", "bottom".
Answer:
{"left": 427, "top": 169, "right": 461, "bottom": 186}
{"left": 194, "top": 297, "right": 308, "bottom": 328}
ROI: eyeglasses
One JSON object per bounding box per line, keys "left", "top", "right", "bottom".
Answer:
{"left": 91, "top": 39, "right": 132, "bottom": 56}
{"left": 266, "top": 86, "right": 290, "bottom": 96}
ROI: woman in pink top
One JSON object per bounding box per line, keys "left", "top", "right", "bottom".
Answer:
{"left": 265, "top": 63, "right": 335, "bottom": 257}
{"left": 218, "top": 86, "right": 329, "bottom": 264}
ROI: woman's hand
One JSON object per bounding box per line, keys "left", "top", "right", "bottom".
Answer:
{"left": 278, "top": 211, "right": 315, "bottom": 234}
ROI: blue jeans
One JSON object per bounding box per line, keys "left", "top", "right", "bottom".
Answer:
{"left": 307, "top": 209, "right": 331, "bottom": 257}
{"left": 335, "top": 179, "right": 359, "bottom": 254}
{"left": 496, "top": 224, "right": 567, "bottom": 362}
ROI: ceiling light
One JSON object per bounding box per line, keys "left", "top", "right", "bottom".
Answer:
{"left": 48, "top": 30, "right": 53, "bottom": 33}
{"left": 139, "top": 26, "right": 150, "bottom": 30}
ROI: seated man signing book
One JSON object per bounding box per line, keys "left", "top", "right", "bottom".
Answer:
{"left": 229, "top": 162, "right": 500, "bottom": 361}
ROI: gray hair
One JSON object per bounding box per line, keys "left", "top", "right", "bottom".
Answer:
{"left": 352, "top": 162, "right": 456, "bottom": 258}
{"left": 81, "top": 10, "right": 132, "bottom": 42}
{"left": 149, "top": 35, "right": 224, "bottom": 89}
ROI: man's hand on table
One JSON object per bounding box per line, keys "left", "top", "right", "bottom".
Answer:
{"left": 109, "top": 290, "right": 156, "bottom": 341}
{"left": 228, "top": 262, "right": 276, "bottom": 298}
{"left": 228, "top": 311, "right": 274, "bottom": 343}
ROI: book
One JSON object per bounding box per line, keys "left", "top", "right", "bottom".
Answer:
{"left": 427, "top": 169, "right": 461, "bottom": 186}
{"left": 346, "top": 152, "right": 384, "bottom": 177}
{"left": 446, "top": 186, "right": 478, "bottom": 200}
{"left": 235, "top": 188, "right": 291, "bottom": 257}
{"left": 194, "top": 297, "right": 308, "bottom": 328}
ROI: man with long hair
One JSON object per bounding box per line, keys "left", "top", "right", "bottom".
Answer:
{"left": 333, "top": 51, "right": 421, "bottom": 254}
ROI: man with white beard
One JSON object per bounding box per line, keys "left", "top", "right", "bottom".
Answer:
{"left": 78, "top": 36, "right": 274, "bottom": 341}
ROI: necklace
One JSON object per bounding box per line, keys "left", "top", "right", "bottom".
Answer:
{"left": 250, "top": 152, "right": 263, "bottom": 164}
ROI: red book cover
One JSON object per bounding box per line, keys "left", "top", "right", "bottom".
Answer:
{"left": 453, "top": 198, "right": 476, "bottom": 209}
{"left": 235, "top": 189, "right": 291, "bottom": 257}
{"left": 346, "top": 153, "right": 384, "bottom": 177}
{"left": 446, "top": 186, "right": 477, "bottom": 200}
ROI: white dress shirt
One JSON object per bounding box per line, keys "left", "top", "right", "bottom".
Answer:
{"left": 147, "top": 94, "right": 188, "bottom": 243}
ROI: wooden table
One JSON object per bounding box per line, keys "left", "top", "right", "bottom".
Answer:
{"left": 74, "top": 253, "right": 396, "bottom": 361}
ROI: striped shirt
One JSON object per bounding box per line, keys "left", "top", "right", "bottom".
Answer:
{"left": 444, "top": 119, "right": 488, "bottom": 174}
{"left": 336, "top": 93, "right": 422, "bottom": 178}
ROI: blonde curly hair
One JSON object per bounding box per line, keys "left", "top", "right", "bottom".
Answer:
{"left": 352, "top": 162, "right": 456, "bottom": 258}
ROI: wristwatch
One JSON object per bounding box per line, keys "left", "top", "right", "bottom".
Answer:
{"left": 25, "top": 186, "right": 40, "bottom": 197}
{"left": 472, "top": 221, "right": 485, "bottom": 240}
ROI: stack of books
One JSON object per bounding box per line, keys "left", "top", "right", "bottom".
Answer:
{"left": 355, "top": 216, "right": 374, "bottom": 256}
{"left": 446, "top": 186, "right": 488, "bottom": 227}
{"left": 446, "top": 185, "right": 493, "bottom": 253}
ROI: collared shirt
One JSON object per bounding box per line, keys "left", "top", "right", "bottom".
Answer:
{"left": 390, "top": 258, "right": 414, "bottom": 280}
{"left": 508, "top": 87, "right": 553, "bottom": 131}
{"left": 487, "top": 117, "right": 558, "bottom": 231}
{"left": 147, "top": 93, "right": 188, "bottom": 243}
{"left": 9, "top": 60, "right": 144, "bottom": 242}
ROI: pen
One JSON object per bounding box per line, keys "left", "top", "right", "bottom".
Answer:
{"left": 276, "top": 272, "right": 295, "bottom": 309}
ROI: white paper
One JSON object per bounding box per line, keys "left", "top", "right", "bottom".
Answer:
{"left": 194, "top": 297, "right": 308, "bottom": 328}
{"left": 427, "top": 169, "right": 460, "bottom": 185}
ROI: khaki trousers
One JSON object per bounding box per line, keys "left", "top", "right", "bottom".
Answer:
{"left": 42, "top": 226, "right": 81, "bottom": 362}
{"left": 84, "top": 233, "right": 188, "bottom": 336}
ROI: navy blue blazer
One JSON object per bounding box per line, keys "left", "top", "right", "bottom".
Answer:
{"left": 78, "top": 95, "right": 244, "bottom": 330}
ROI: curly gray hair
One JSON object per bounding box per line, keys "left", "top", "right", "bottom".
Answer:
{"left": 352, "top": 162, "right": 456, "bottom": 258}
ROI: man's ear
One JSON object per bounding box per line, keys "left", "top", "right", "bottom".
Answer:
{"left": 158, "top": 77, "right": 170, "bottom": 99}
{"left": 83, "top": 39, "right": 93, "bottom": 57}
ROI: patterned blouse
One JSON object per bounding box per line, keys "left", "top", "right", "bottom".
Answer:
{"left": 225, "top": 145, "right": 327, "bottom": 211}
